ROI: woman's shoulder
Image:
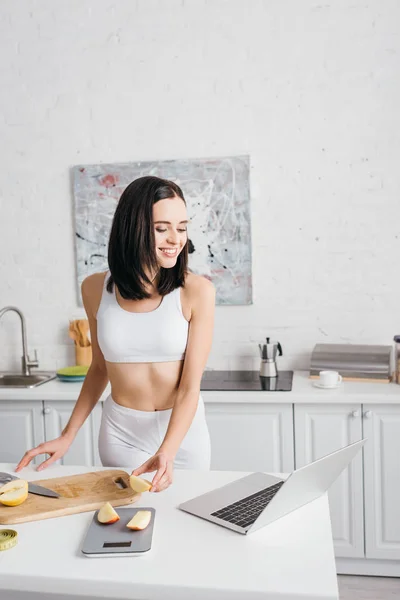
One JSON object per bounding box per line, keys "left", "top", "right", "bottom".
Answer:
{"left": 182, "top": 272, "right": 215, "bottom": 302}
{"left": 180, "top": 273, "right": 215, "bottom": 321}
{"left": 81, "top": 270, "right": 108, "bottom": 294}
{"left": 81, "top": 271, "right": 109, "bottom": 317}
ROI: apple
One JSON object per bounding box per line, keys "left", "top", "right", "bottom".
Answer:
{"left": 0, "top": 479, "right": 28, "bottom": 507}
{"left": 129, "top": 475, "right": 152, "bottom": 493}
{"left": 97, "top": 502, "right": 120, "bottom": 524}
{"left": 126, "top": 510, "right": 152, "bottom": 531}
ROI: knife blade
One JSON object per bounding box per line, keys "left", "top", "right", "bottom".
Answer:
{"left": 27, "top": 482, "right": 60, "bottom": 498}
{"left": 0, "top": 472, "right": 60, "bottom": 498}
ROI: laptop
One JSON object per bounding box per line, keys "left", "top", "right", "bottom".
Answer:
{"left": 179, "top": 438, "right": 366, "bottom": 535}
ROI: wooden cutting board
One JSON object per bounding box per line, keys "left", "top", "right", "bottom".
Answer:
{"left": 0, "top": 470, "right": 141, "bottom": 524}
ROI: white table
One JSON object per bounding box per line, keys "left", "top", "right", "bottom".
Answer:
{"left": 0, "top": 464, "right": 338, "bottom": 600}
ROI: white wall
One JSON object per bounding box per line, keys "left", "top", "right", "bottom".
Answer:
{"left": 0, "top": 0, "right": 399, "bottom": 373}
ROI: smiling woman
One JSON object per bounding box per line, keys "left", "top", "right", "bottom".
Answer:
{"left": 15, "top": 176, "right": 216, "bottom": 495}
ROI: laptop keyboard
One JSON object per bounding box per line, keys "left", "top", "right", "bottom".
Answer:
{"left": 211, "top": 480, "right": 284, "bottom": 529}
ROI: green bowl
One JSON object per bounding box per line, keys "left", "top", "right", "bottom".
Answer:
{"left": 56, "top": 365, "right": 89, "bottom": 377}
{"left": 57, "top": 374, "right": 86, "bottom": 382}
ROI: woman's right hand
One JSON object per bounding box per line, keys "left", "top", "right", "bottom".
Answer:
{"left": 15, "top": 434, "right": 75, "bottom": 472}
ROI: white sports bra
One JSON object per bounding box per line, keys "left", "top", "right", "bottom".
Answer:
{"left": 96, "top": 272, "right": 189, "bottom": 363}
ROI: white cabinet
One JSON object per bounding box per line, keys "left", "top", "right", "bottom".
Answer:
{"left": 204, "top": 396, "right": 294, "bottom": 473}
{"left": 294, "top": 403, "right": 364, "bottom": 558}
{"left": 0, "top": 400, "right": 102, "bottom": 468}
{"left": 363, "top": 404, "right": 400, "bottom": 560}
{"left": 0, "top": 400, "right": 45, "bottom": 465}
{"left": 44, "top": 401, "right": 103, "bottom": 467}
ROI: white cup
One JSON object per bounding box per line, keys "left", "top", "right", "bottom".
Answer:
{"left": 319, "top": 370, "right": 342, "bottom": 387}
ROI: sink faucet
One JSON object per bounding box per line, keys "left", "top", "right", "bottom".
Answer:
{"left": 0, "top": 306, "right": 39, "bottom": 376}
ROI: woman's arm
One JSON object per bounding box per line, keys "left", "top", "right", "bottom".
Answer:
{"left": 158, "top": 276, "right": 215, "bottom": 458}
{"left": 61, "top": 274, "right": 109, "bottom": 440}
{"left": 15, "top": 274, "right": 109, "bottom": 471}
{"left": 132, "top": 275, "right": 215, "bottom": 491}
{"left": 61, "top": 366, "right": 108, "bottom": 441}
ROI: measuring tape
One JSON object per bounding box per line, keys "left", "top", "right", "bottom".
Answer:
{"left": 0, "top": 529, "right": 18, "bottom": 551}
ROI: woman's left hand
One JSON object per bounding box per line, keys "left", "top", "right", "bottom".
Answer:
{"left": 131, "top": 451, "right": 174, "bottom": 493}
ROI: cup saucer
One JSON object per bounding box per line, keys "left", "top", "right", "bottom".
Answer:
{"left": 313, "top": 381, "right": 342, "bottom": 390}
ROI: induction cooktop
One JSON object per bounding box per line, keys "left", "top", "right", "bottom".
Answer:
{"left": 200, "top": 370, "right": 293, "bottom": 392}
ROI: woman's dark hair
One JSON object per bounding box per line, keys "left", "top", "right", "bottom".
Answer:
{"left": 106, "top": 175, "right": 188, "bottom": 300}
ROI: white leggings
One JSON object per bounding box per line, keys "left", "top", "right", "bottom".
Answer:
{"left": 98, "top": 394, "right": 211, "bottom": 471}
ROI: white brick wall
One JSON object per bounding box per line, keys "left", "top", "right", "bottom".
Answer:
{"left": 0, "top": 0, "right": 399, "bottom": 373}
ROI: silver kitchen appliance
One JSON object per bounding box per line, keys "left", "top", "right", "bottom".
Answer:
{"left": 310, "top": 343, "right": 393, "bottom": 382}
{"left": 259, "top": 338, "right": 283, "bottom": 378}
{"left": 81, "top": 507, "right": 156, "bottom": 557}
{"left": 393, "top": 335, "right": 400, "bottom": 384}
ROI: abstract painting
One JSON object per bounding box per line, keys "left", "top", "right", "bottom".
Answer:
{"left": 72, "top": 155, "right": 252, "bottom": 305}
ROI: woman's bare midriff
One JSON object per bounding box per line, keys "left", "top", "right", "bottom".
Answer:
{"left": 105, "top": 359, "right": 185, "bottom": 412}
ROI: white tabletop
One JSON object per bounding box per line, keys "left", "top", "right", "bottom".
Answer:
{"left": 0, "top": 464, "right": 338, "bottom": 600}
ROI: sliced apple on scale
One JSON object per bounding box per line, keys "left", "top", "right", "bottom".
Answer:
{"left": 97, "top": 502, "right": 120, "bottom": 524}
{"left": 129, "top": 475, "right": 152, "bottom": 493}
{"left": 126, "top": 510, "right": 152, "bottom": 531}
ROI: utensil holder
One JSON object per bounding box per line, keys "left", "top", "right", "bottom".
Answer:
{"left": 75, "top": 344, "right": 92, "bottom": 367}
{"left": 394, "top": 336, "right": 400, "bottom": 384}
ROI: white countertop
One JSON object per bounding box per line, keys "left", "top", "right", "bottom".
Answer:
{"left": 0, "top": 463, "right": 338, "bottom": 600}
{"left": 0, "top": 370, "right": 399, "bottom": 403}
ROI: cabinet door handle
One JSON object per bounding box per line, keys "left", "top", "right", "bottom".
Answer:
{"left": 43, "top": 407, "right": 51, "bottom": 414}
{"left": 364, "top": 410, "right": 372, "bottom": 419}
{"left": 351, "top": 410, "right": 359, "bottom": 417}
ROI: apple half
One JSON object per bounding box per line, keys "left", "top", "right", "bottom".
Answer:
{"left": 126, "top": 510, "right": 152, "bottom": 531}
{"left": 0, "top": 479, "right": 29, "bottom": 507}
{"left": 97, "top": 502, "right": 120, "bottom": 524}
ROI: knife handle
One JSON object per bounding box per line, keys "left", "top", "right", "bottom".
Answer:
{"left": 0, "top": 472, "right": 18, "bottom": 484}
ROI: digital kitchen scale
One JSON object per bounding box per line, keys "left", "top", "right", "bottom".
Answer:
{"left": 81, "top": 507, "right": 156, "bottom": 558}
{"left": 200, "top": 370, "right": 293, "bottom": 392}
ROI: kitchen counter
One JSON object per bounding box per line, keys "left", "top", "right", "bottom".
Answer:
{"left": 0, "top": 370, "right": 399, "bottom": 403}
{"left": 0, "top": 463, "right": 338, "bottom": 600}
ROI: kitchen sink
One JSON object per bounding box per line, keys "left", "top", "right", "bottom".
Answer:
{"left": 0, "top": 372, "right": 57, "bottom": 388}
{"left": 0, "top": 307, "right": 58, "bottom": 389}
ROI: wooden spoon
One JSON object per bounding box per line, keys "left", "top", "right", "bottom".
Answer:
{"left": 75, "top": 320, "right": 85, "bottom": 347}
{"left": 68, "top": 321, "right": 79, "bottom": 345}
{"left": 77, "top": 319, "right": 90, "bottom": 347}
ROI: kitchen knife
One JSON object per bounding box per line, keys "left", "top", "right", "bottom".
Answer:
{"left": 0, "top": 472, "right": 60, "bottom": 498}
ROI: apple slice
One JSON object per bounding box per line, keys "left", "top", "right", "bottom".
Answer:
{"left": 97, "top": 502, "right": 120, "bottom": 524}
{"left": 126, "top": 510, "right": 152, "bottom": 531}
{"left": 129, "top": 475, "right": 152, "bottom": 493}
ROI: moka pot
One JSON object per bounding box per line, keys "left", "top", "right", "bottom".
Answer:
{"left": 258, "top": 339, "right": 283, "bottom": 378}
